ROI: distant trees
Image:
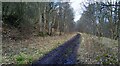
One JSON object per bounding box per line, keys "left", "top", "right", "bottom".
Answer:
{"left": 76, "top": 3, "right": 97, "bottom": 35}
{"left": 76, "top": 1, "right": 120, "bottom": 40}
{"left": 2, "top": 2, "right": 75, "bottom": 38}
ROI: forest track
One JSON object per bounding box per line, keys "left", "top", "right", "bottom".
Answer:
{"left": 32, "top": 34, "right": 81, "bottom": 65}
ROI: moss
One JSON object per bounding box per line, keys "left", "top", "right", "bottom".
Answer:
{"left": 14, "top": 52, "right": 34, "bottom": 64}
{"left": 37, "top": 32, "right": 49, "bottom": 37}
{"left": 96, "top": 52, "right": 118, "bottom": 64}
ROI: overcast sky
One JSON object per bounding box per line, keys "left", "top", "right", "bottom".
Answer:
{"left": 70, "top": 0, "right": 119, "bottom": 22}
{"left": 70, "top": 0, "right": 86, "bottom": 22}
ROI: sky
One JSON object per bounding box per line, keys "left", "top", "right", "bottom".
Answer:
{"left": 70, "top": 0, "right": 88, "bottom": 22}
{"left": 70, "top": 0, "right": 119, "bottom": 22}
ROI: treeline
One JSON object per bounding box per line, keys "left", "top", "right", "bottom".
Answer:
{"left": 76, "top": 1, "right": 120, "bottom": 40}
{"left": 2, "top": 2, "right": 75, "bottom": 38}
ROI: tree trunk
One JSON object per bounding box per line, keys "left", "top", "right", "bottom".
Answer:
{"left": 43, "top": 6, "right": 46, "bottom": 35}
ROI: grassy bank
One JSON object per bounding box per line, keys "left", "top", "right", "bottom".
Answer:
{"left": 2, "top": 33, "right": 76, "bottom": 64}
{"left": 77, "top": 32, "right": 118, "bottom": 64}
